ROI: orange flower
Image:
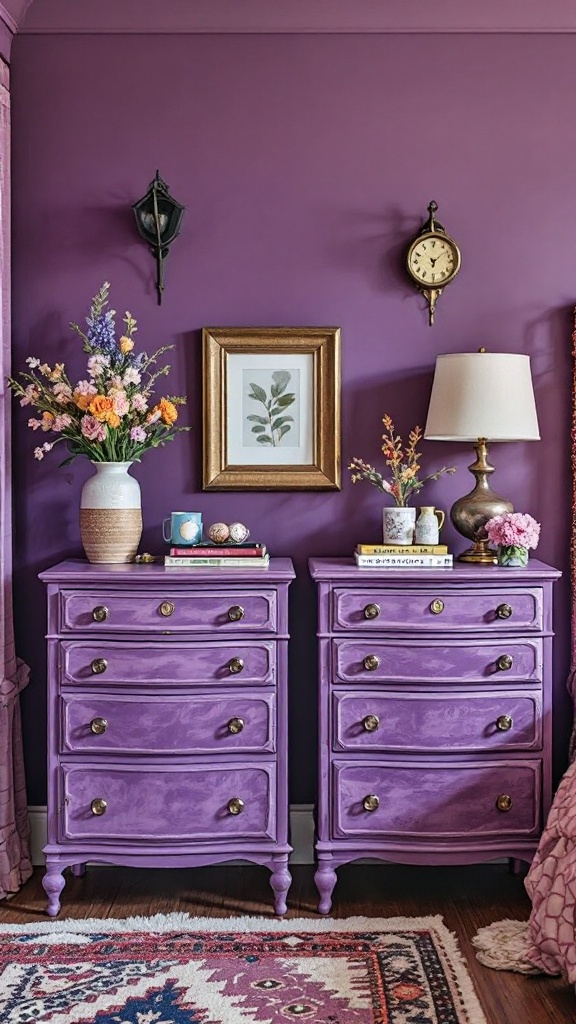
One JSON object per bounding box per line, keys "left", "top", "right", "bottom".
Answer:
{"left": 41, "top": 411, "right": 54, "bottom": 431}
{"left": 119, "top": 336, "right": 134, "bottom": 354}
{"left": 74, "top": 391, "right": 93, "bottom": 411}
{"left": 89, "top": 395, "right": 121, "bottom": 428}
{"left": 159, "top": 398, "right": 178, "bottom": 426}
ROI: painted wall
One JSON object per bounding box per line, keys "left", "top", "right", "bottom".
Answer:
{"left": 10, "top": 30, "right": 575, "bottom": 804}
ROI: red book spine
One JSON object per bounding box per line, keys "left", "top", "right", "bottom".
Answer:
{"left": 169, "top": 546, "right": 265, "bottom": 557}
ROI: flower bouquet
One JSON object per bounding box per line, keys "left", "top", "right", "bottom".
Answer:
{"left": 485, "top": 512, "right": 541, "bottom": 567}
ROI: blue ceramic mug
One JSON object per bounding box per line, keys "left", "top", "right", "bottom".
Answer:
{"left": 162, "top": 512, "right": 203, "bottom": 546}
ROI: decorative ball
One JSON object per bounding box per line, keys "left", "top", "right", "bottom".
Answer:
{"left": 208, "top": 522, "right": 230, "bottom": 544}
{"left": 229, "top": 522, "right": 250, "bottom": 544}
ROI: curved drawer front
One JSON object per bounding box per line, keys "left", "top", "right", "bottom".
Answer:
{"left": 61, "top": 641, "right": 274, "bottom": 687}
{"left": 333, "top": 690, "right": 541, "bottom": 753}
{"left": 332, "top": 587, "right": 543, "bottom": 632}
{"left": 62, "top": 693, "right": 275, "bottom": 755}
{"left": 333, "top": 760, "right": 540, "bottom": 839}
{"left": 59, "top": 589, "right": 277, "bottom": 634}
{"left": 333, "top": 639, "right": 542, "bottom": 685}
{"left": 61, "top": 764, "right": 276, "bottom": 841}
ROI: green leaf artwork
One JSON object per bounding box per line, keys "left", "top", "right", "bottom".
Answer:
{"left": 247, "top": 370, "right": 295, "bottom": 446}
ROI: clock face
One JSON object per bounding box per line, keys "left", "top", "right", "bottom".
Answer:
{"left": 407, "top": 232, "right": 461, "bottom": 287}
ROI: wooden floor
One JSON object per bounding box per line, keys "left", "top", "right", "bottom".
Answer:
{"left": 1, "top": 862, "right": 574, "bottom": 1023}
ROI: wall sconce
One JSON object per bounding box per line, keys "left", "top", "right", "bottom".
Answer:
{"left": 424, "top": 350, "right": 540, "bottom": 563}
{"left": 132, "top": 171, "right": 185, "bottom": 305}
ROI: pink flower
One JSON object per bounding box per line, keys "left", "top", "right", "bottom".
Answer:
{"left": 485, "top": 512, "right": 541, "bottom": 551}
{"left": 52, "top": 414, "right": 72, "bottom": 432}
{"left": 131, "top": 393, "right": 147, "bottom": 413}
{"left": 28, "top": 418, "right": 42, "bottom": 430}
{"left": 52, "top": 382, "right": 72, "bottom": 404}
{"left": 20, "top": 384, "right": 40, "bottom": 406}
{"left": 146, "top": 408, "right": 161, "bottom": 425}
{"left": 130, "top": 426, "right": 146, "bottom": 442}
{"left": 74, "top": 379, "right": 97, "bottom": 396}
{"left": 87, "top": 354, "right": 110, "bottom": 378}
{"left": 80, "top": 415, "right": 107, "bottom": 442}
{"left": 111, "top": 391, "right": 130, "bottom": 417}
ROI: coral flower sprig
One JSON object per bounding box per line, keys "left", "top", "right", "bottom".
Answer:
{"left": 349, "top": 413, "right": 456, "bottom": 507}
{"left": 7, "top": 282, "right": 190, "bottom": 464}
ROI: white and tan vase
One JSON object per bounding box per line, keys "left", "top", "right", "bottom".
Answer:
{"left": 80, "top": 461, "right": 142, "bottom": 564}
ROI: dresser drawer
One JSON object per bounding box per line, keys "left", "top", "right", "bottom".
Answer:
{"left": 59, "top": 588, "right": 277, "bottom": 634}
{"left": 332, "top": 587, "right": 543, "bottom": 632}
{"left": 332, "top": 760, "right": 540, "bottom": 839}
{"left": 60, "top": 640, "right": 275, "bottom": 688}
{"left": 62, "top": 693, "right": 275, "bottom": 755}
{"left": 333, "top": 638, "right": 542, "bottom": 686}
{"left": 333, "top": 690, "right": 541, "bottom": 753}
{"left": 61, "top": 763, "right": 276, "bottom": 841}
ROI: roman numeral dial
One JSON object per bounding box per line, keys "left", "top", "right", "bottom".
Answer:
{"left": 406, "top": 201, "right": 461, "bottom": 325}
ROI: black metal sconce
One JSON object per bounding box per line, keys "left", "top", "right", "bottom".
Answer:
{"left": 132, "top": 171, "right": 185, "bottom": 305}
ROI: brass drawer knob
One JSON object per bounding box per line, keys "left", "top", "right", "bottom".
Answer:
{"left": 496, "top": 794, "right": 512, "bottom": 812}
{"left": 363, "top": 603, "right": 380, "bottom": 620}
{"left": 159, "top": 601, "right": 175, "bottom": 617}
{"left": 496, "top": 603, "right": 513, "bottom": 619}
{"left": 90, "top": 658, "right": 108, "bottom": 675}
{"left": 92, "top": 605, "right": 109, "bottom": 622}
{"left": 496, "top": 715, "right": 513, "bottom": 732}
{"left": 362, "top": 714, "right": 380, "bottom": 733}
{"left": 363, "top": 794, "right": 380, "bottom": 812}
{"left": 90, "top": 798, "right": 107, "bottom": 816}
{"left": 496, "top": 654, "right": 513, "bottom": 672}
{"left": 430, "top": 599, "right": 444, "bottom": 615}
{"left": 363, "top": 654, "right": 380, "bottom": 672}
{"left": 227, "top": 717, "right": 245, "bottom": 735}
{"left": 90, "top": 717, "right": 108, "bottom": 735}
{"left": 227, "top": 797, "right": 244, "bottom": 815}
{"left": 228, "top": 605, "right": 245, "bottom": 622}
{"left": 228, "top": 657, "right": 244, "bottom": 674}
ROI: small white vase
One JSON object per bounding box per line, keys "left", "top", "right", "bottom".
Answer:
{"left": 80, "top": 461, "right": 142, "bottom": 564}
{"left": 383, "top": 506, "right": 416, "bottom": 545}
{"left": 414, "top": 506, "right": 446, "bottom": 546}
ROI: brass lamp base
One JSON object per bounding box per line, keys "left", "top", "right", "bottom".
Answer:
{"left": 450, "top": 439, "right": 513, "bottom": 564}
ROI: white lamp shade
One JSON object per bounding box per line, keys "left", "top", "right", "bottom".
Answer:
{"left": 424, "top": 352, "right": 540, "bottom": 442}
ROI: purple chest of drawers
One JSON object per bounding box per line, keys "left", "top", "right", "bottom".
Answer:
{"left": 39, "top": 557, "right": 295, "bottom": 916}
{"left": 309, "top": 557, "right": 561, "bottom": 914}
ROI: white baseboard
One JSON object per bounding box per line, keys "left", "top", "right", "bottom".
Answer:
{"left": 27, "top": 804, "right": 316, "bottom": 867}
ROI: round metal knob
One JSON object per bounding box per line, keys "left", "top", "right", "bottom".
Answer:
{"left": 228, "top": 605, "right": 245, "bottom": 622}
{"left": 363, "top": 603, "right": 381, "bottom": 620}
{"left": 90, "top": 658, "right": 108, "bottom": 675}
{"left": 90, "top": 717, "right": 108, "bottom": 735}
{"left": 363, "top": 654, "right": 380, "bottom": 672}
{"left": 159, "top": 601, "right": 175, "bottom": 617}
{"left": 92, "top": 605, "right": 109, "bottom": 622}
{"left": 227, "top": 797, "right": 244, "bottom": 815}
{"left": 227, "top": 717, "right": 245, "bottom": 735}
{"left": 363, "top": 794, "right": 380, "bottom": 812}
{"left": 496, "top": 794, "right": 512, "bottom": 812}
{"left": 362, "top": 714, "right": 380, "bottom": 733}
{"left": 90, "top": 798, "right": 107, "bottom": 816}
{"left": 496, "top": 654, "right": 513, "bottom": 672}
{"left": 496, "top": 603, "right": 513, "bottom": 620}
{"left": 430, "top": 599, "right": 444, "bottom": 615}
{"left": 496, "top": 715, "right": 513, "bottom": 732}
{"left": 228, "top": 657, "right": 244, "bottom": 674}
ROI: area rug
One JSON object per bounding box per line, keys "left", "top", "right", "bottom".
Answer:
{"left": 0, "top": 912, "right": 487, "bottom": 1024}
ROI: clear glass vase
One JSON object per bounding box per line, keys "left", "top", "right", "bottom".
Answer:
{"left": 497, "top": 544, "right": 528, "bottom": 568}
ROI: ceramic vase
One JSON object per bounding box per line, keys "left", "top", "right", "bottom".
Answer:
{"left": 80, "top": 461, "right": 142, "bottom": 564}
{"left": 497, "top": 544, "right": 529, "bottom": 568}
{"left": 382, "top": 506, "right": 416, "bottom": 545}
{"left": 414, "top": 506, "right": 446, "bottom": 546}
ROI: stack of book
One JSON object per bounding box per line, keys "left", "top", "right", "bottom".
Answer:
{"left": 164, "top": 543, "right": 269, "bottom": 568}
{"left": 355, "top": 543, "right": 453, "bottom": 569}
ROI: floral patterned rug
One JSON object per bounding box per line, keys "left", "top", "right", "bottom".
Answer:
{"left": 0, "top": 913, "right": 486, "bottom": 1024}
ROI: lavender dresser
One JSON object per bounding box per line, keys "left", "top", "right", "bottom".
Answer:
{"left": 309, "top": 557, "right": 561, "bottom": 914}
{"left": 39, "top": 558, "right": 295, "bottom": 916}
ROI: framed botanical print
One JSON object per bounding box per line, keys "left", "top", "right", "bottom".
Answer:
{"left": 202, "top": 326, "right": 341, "bottom": 490}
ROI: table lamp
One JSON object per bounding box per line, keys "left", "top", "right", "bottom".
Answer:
{"left": 424, "top": 350, "right": 540, "bottom": 563}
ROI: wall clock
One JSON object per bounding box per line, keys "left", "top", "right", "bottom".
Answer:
{"left": 406, "top": 200, "right": 461, "bottom": 325}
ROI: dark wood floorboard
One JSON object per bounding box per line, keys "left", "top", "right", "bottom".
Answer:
{"left": 1, "top": 862, "right": 575, "bottom": 1024}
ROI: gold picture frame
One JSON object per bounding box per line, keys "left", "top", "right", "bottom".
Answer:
{"left": 202, "top": 326, "right": 341, "bottom": 490}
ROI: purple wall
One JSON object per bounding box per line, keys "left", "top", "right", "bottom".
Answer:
{"left": 10, "top": 31, "right": 575, "bottom": 804}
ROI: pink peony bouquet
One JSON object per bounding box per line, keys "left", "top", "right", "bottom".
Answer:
{"left": 485, "top": 511, "right": 541, "bottom": 567}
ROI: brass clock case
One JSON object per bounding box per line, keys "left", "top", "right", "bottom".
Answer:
{"left": 406, "top": 201, "right": 461, "bottom": 325}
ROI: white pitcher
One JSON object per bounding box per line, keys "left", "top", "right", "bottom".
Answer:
{"left": 414, "top": 506, "right": 445, "bottom": 546}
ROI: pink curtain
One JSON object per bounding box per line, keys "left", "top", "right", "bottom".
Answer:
{"left": 0, "top": 57, "right": 32, "bottom": 898}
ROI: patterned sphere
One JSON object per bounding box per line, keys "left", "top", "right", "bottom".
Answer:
{"left": 208, "top": 522, "right": 230, "bottom": 544}
{"left": 229, "top": 522, "right": 250, "bottom": 544}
